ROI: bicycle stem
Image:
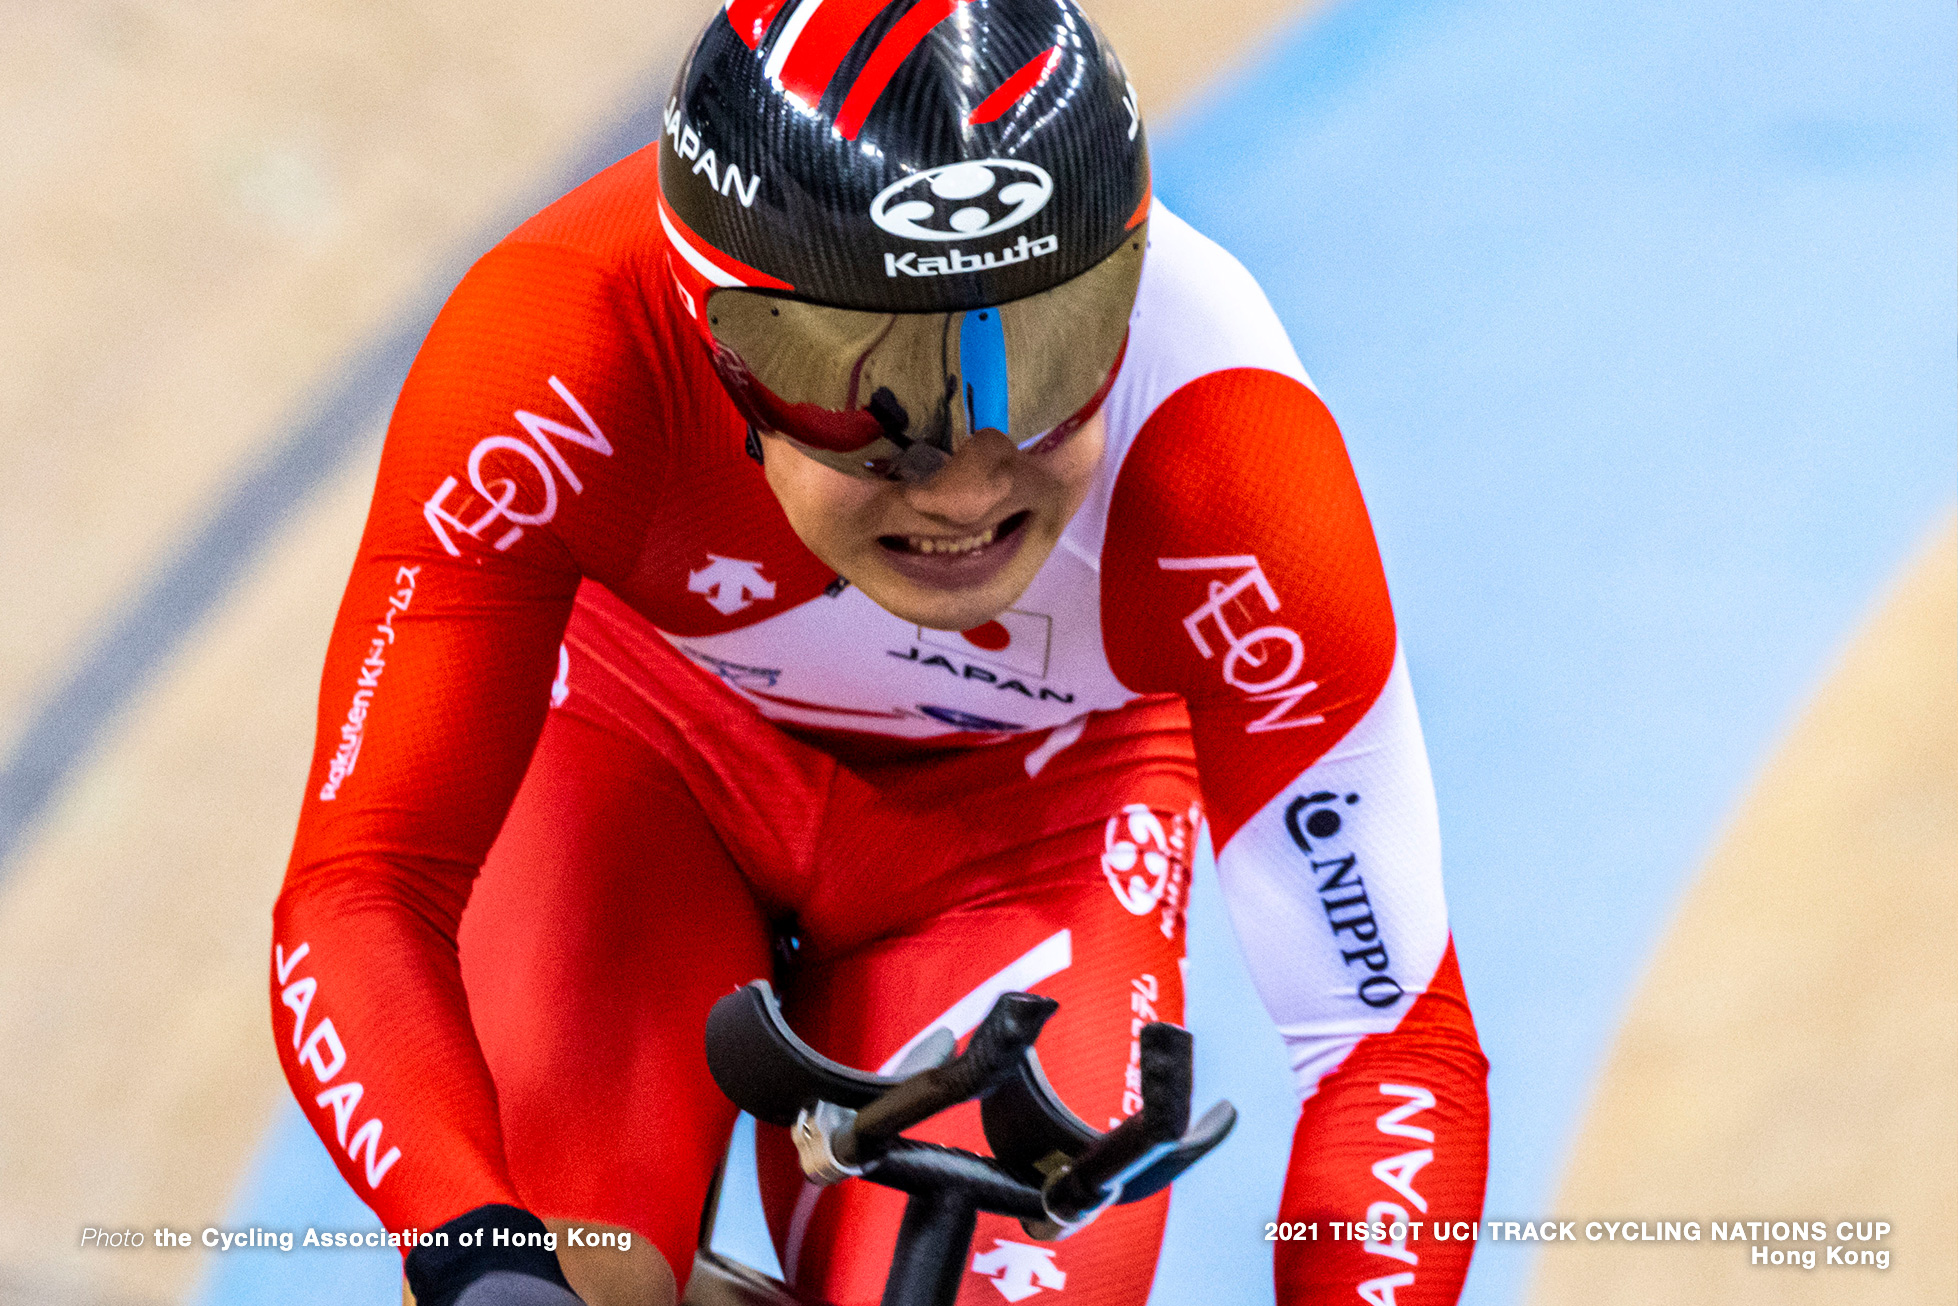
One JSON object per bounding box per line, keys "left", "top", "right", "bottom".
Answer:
{"left": 835, "top": 992, "right": 1058, "bottom": 1168}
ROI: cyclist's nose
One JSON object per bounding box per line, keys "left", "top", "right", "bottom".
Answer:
{"left": 901, "top": 432, "right": 1015, "bottom": 525}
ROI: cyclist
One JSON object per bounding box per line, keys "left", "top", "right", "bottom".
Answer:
{"left": 271, "top": 3, "right": 1489, "bottom": 1304}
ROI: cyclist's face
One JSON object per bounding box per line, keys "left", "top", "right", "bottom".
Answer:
{"left": 760, "top": 411, "right": 1107, "bottom": 631}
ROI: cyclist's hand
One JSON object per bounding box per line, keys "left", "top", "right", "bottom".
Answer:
{"left": 405, "top": 1205, "right": 583, "bottom": 1306}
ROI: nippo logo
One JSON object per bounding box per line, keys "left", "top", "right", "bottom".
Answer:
{"left": 870, "top": 160, "right": 1053, "bottom": 242}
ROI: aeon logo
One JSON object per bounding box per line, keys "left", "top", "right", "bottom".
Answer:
{"left": 870, "top": 160, "right": 1053, "bottom": 242}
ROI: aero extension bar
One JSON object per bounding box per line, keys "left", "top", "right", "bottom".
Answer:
{"left": 684, "top": 981, "right": 1235, "bottom": 1306}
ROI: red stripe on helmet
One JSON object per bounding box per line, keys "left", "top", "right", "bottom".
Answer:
{"left": 726, "top": 0, "right": 792, "bottom": 48}
{"left": 658, "top": 197, "right": 795, "bottom": 292}
{"left": 1124, "top": 154, "right": 1152, "bottom": 229}
{"left": 835, "top": 0, "right": 969, "bottom": 141}
{"left": 967, "top": 46, "right": 1061, "bottom": 125}
{"left": 776, "top": 0, "right": 897, "bottom": 105}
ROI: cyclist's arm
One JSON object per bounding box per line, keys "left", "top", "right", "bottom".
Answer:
{"left": 273, "top": 240, "right": 662, "bottom": 1244}
{"left": 1102, "top": 367, "right": 1488, "bottom": 1305}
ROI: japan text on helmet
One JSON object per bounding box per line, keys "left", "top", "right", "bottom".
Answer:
{"left": 658, "top": 0, "right": 1150, "bottom": 481}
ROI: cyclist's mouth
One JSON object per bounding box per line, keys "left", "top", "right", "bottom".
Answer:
{"left": 882, "top": 511, "right": 1028, "bottom": 558}
{"left": 876, "top": 511, "right": 1030, "bottom": 586}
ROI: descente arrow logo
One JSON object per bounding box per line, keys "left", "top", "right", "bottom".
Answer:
{"left": 687, "top": 555, "right": 777, "bottom": 615}
{"left": 970, "top": 1240, "right": 1066, "bottom": 1301}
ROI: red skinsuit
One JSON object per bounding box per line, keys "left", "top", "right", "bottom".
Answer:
{"left": 272, "top": 141, "right": 1488, "bottom": 1306}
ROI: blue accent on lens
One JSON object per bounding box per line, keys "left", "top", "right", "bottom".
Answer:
{"left": 959, "top": 308, "right": 1011, "bottom": 436}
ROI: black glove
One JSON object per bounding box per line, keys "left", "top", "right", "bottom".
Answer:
{"left": 405, "top": 1205, "right": 582, "bottom": 1306}
{"left": 453, "top": 1273, "right": 585, "bottom": 1306}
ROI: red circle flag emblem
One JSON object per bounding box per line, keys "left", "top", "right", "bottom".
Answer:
{"left": 961, "top": 621, "right": 1013, "bottom": 652}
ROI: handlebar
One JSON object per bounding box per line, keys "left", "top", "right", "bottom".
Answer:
{"left": 701, "top": 981, "right": 1235, "bottom": 1306}
{"left": 704, "top": 981, "right": 1235, "bottom": 1240}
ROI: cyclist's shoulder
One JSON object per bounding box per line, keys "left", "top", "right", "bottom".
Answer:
{"left": 429, "top": 144, "right": 679, "bottom": 352}
{"left": 1071, "top": 210, "right": 1385, "bottom": 686}
{"left": 378, "top": 149, "right": 723, "bottom": 570}
{"left": 1096, "top": 203, "right": 1321, "bottom": 483}
{"left": 398, "top": 145, "right": 712, "bottom": 448}
{"left": 503, "top": 143, "right": 669, "bottom": 271}
{"left": 1120, "top": 201, "right": 1314, "bottom": 400}
{"left": 1070, "top": 204, "right": 1333, "bottom": 551}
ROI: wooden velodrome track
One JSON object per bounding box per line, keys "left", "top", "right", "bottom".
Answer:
{"left": 1527, "top": 521, "right": 1955, "bottom": 1306}
{"left": 1, "top": 2, "right": 1952, "bottom": 1304}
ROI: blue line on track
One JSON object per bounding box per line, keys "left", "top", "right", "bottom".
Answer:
{"left": 0, "top": 85, "right": 676, "bottom": 876}
{"left": 0, "top": 319, "right": 416, "bottom": 870}
{"left": 187, "top": 1102, "right": 401, "bottom": 1304}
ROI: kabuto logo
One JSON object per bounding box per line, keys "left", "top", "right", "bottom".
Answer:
{"left": 870, "top": 160, "right": 1054, "bottom": 242}
{"left": 884, "top": 233, "right": 1058, "bottom": 280}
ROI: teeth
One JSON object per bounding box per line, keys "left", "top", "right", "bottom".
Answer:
{"left": 906, "top": 524, "right": 998, "bottom": 555}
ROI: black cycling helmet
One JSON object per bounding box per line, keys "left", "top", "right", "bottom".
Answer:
{"left": 659, "top": 0, "right": 1150, "bottom": 481}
